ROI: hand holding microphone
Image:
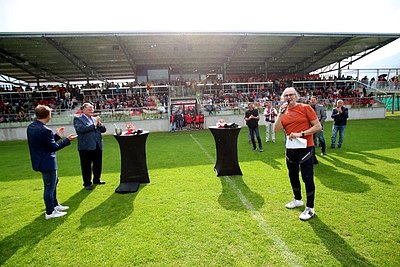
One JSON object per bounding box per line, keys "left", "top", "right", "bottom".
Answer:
{"left": 279, "top": 100, "right": 291, "bottom": 114}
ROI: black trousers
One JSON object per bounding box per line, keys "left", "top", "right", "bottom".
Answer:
{"left": 285, "top": 147, "right": 315, "bottom": 208}
{"left": 78, "top": 145, "right": 103, "bottom": 187}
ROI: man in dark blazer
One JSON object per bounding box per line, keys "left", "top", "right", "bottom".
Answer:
{"left": 73, "top": 103, "right": 107, "bottom": 190}
{"left": 27, "top": 105, "right": 77, "bottom": 220}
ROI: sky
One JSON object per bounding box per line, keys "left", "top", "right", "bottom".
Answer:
{"left": 1, "top": 0, "right": 399, "bottom": 70}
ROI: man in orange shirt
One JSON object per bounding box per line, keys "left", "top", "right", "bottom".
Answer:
{"left": 275, "top": 87, "right": 321, "bottom": 221}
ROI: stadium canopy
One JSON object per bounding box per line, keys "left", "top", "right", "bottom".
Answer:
{"left": 0, "top": 32, "right": 399, "bottom": 84}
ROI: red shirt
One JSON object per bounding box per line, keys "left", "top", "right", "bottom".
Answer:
{"left": 281, "top": 103, "right": 317, "bottom": 147}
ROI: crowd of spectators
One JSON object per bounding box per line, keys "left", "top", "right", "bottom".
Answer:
{"left": 0, "top": 84, "right": 81, "bottom": 123}
{"left": 0, "top": 72, "right": 394, "bottom": 124}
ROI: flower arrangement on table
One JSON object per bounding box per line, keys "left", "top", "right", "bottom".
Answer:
{"left": 216, "top": 118, "right": 226, "bottom": 128}
{"left": 125, "top": 122, "right": 137, "bottom": 134}
{"left": 120, "top": 122, "right": 144, "bottom": 135}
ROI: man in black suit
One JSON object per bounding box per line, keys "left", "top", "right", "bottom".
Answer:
{"left": 73, "top": 103, "right": 107, "bottom": 190}
{"left": 27, "top": 105, "right": 77, "bottom": 219}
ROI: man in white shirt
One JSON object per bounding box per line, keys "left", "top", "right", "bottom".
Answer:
{"left": 263, "top": 101, "right": 277, "bottom": 143}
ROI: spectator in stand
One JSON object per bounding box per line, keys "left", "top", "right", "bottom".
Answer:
{"left": 274, "top": 87, "right": 321, "bottom": 221}
{"left": 369, "top": 77, "right": 375, "bottom": 87}
{"left": 330, "top": 99, "right": 349, "bottom": 149}
{"left": 263, "top": 101, "right": 277, "bottom": 143}
{"left": 310, "top": 97, "right": 327, "bottom": 163}
{"left": 244, "top": 103, "right": 263, "bottom": 152}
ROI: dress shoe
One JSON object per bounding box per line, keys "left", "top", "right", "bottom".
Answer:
{"left": 85, "top": 185, "right": 93, "bottom": 190}
{"left": 93, "top": 180, "right": 106, "bottom": 185}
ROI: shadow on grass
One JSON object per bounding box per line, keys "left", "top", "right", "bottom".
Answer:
{"left": 218, "top": 176, "right": 264, "bottom": 211}
{"left": 0, "top": 189, "right": 92, "bottom": 266}
{"left": 309, "top": 216, "right": 374, "bottom": 266}
{"left": 348, "top": 149, "right": 400, "bottom": 165}
{"left": 323, "top": 152, "right": 393, "bottom": 185}
{"left": 78, "top": 185, "right": 146, "bottom": 230}
{"left": 315, "top": 161, "right": 371, "bottom": 193}
{"left": 257, "top": 150, "right": 283, "bottom": 170}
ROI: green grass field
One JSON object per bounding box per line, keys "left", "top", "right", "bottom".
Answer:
{"left": 1, "top": 116, "right": 399, "bottom": 266}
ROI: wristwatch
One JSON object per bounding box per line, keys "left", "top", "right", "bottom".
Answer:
{"left": 301, "top": 131, "right": 305, "bottom": 137}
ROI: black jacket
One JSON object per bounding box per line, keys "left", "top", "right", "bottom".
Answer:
{"left": 331, "top": 106, "right": 349, "bottom": 126}
{"left": 245, "top": 109, "right": 260, "bottom": 128}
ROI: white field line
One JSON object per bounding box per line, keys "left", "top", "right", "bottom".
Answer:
{"left": 190, "top": 134, "right": 302, "bottom": 267}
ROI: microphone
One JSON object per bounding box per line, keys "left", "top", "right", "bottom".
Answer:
{"left": 279, "top": 100, "right": 290, "bottom": 114}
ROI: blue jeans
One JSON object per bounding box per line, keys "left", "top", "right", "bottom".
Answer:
{"left": 331, "top": 125, "right": 346, "bottom": 148}
{"left": 314, "top": 130, "right": 326, "bottom": 154}
{"left": 42, "top": 170, "right": 59, "bottom": 215}
{"left": 249, "top": 127, "right": 262, "bottom": 150}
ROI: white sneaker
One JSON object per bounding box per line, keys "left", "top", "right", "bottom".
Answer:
{"left": 285, "top": 199, "right": 304, "bottom": 209}
{"left": 299, "top": 207, "right": 315, "bottom": 221}
{"left": 55, "top": 204, "right": 69, "bottom": 211}
{"left": 45, "top": 210, "right": 67, "bottom": 220}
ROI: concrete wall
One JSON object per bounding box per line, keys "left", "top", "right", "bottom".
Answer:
{"left": 0, "top": 107, "right": 386, "bottom": 141}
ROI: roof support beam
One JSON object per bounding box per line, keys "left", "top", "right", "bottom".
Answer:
{"left": 0, "top": 74, "right": 28, "bottom": 86}
{"left": 314, "top": 39, "right": 394, "bottom": 75}
{"left": 265, "top": 36, "right": 302, "bottom": 70}
{"left": 44, "top": 36, "right": 107, "bottom": 83}
{"left": 297, "top": 37, "right": 353, "bottom": 73}
{"left": 339, "top": 39, "right": 395, "bottom": 70}
{"left": 223, "top": 35, "right": 247, "bottom": 71}
{"left": 115, "top": 35, "right": 137, "bottom": 76}
{"left": 0, "top": 47, "right": 66, "bottom": 83}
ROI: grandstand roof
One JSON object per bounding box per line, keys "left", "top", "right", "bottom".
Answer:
{"left": 0, "top": 32, "right": 399, "bottom": 84}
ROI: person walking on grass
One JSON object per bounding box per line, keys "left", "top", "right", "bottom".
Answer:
{"left": 275, "top": 87, "right": 321, "bottom": 221}
{"left": 27, "top": 105, "right": 77, "bottom": 220}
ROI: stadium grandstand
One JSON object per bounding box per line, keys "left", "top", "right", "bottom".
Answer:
{"left": 1, "top": 32, "right": 399, "bottom": 140}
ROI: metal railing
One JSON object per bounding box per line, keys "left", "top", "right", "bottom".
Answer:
{"left": 0, "top": 81, "right": 390, "bottom": 128}
{"left": 0, "top": 106, "right": 169, "bottom": 128}
{"left": 199, "top": 97, "right": 385, "bottom": 117}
